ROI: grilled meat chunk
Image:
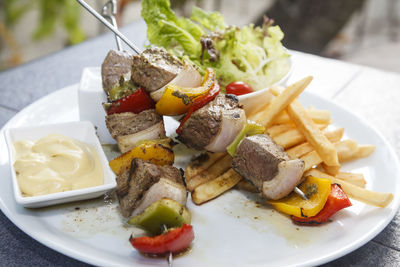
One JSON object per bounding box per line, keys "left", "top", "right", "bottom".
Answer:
{"left": 101, "top": 50, "right": 133, "bottom": 94}
{"left": 178, "top": 94, "right": 246, "bottom": 151}
{"left": 105, "top": 109, "right": 163, "bottom": 139}
{"left": 232, "top": 134, "right": 305, "bottom": 200}
{"left": 131, "top": 47, "right": 183, "bottom": 92}
{"left": 116, "top": 159, "right": 186, "bottom": 217}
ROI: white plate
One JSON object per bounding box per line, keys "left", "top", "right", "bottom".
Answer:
{"left": 0, "top": 85, "right": 399, "bottom": 266}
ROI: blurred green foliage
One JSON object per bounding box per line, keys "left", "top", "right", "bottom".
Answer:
{"left": 4, "top": 0, "right": 86, "bottom": 44}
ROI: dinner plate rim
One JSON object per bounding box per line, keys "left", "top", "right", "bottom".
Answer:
{"left": 0, "top": 84, "right": 399, "bottom": 267}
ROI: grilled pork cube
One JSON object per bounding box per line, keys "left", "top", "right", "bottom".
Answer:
{"left": 131, "top": 47, "right": 183, "bottom": 92}
{"left": 232, "top": 134, "right": 305, "bottom": 200}
{"left": 105, "top": 109, "right": 166, "bottom": 153}
{"left": 101, "top": 50, "right": 133, "bottom": 94}
{"left": 178, "top": 94, "right": 246, "bottom": 152}
{"left": 116, "top": 159, "right": 186, "bottom": 218}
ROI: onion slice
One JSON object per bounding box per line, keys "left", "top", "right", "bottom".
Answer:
{"left": 205, "top": 108, "right": 247, "bottom": 152}
{"left": 132, "top": 178, "right": 187, "bottom": 217}
{"left": 150, "top": 63, "right": 202, "bottom": 102}
{"left": 116, "top": 121, "right": 166, "bottom": 153}
{"left": 262, "top": 159, "right": 305, "bottom": 200}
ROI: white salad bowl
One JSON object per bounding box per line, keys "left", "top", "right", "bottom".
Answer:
{"left": 238, "top": 57, "right": 292, "bottom": 115}
{"left": 4, "top": 121, "right": 116, "bottom": 208}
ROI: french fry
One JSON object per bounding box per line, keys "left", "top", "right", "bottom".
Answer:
{"left": 341, "top": 145, "right": 376, "bottom": 162}
{"left": 187, "top": 154, "right": 232, "bottom": 192}
{"left": 336, "top": 139, "right": 359, "bottom": 162}
{"left": 301, "top": 150, "right": 322, "bottom": 171}
{"left": 301, "top": 140, "right": 359, "bottom": 171}
{"left": 335, "top": 172, "right": 366, "bottom": 188}
{"left": 321, "top": 163, "right": 341, "bottom": 176}
{"left": 192, "top": 168, "right": 242, "bottom": 205}
{"left": 286, "top": 128, "right": 344, "bottom": 159}
{"left": 285, "top": 98, "right": 339, "bottom": 166}
{"left": 356, "top": 145, "right": 376, "bottom": 158}
{"left": 185, "top": 152, "right": 226, "bottom": 182}
{"left": 236, "top": 179, "right": 259, "bottom": 193}
{"left": 306, "top": 107, "right": 332, "bottom": 124}
{"left": 266, "top": 124, "right": 295, "bottom": 137}
{"left": 305, "top": 169, "right": 393, "bottom": 208}
{"left": 271, "top": 110, "right": 292, "bottom": 125}
{"left": 272, "top": 109, "right": 331, "bottom": 125}
{"left": 287, "top": 142, "right": 313, "bottom": 159}
{"left": 248, "top": 104, "right": 270, "bottom": 121}
{"left": 274, "top": 128, "right": 305, "bottom": 149}
{"left": 270, "top": 85, "right": 338, "bottom": 166}
{"left": 256, "top": 76, "right": 313, "bottom": 128}
{"left": 273, "top": 123, "right": 328, "bottom": 149}
{"left": 323, "top": 127, "right": 345, "bottom": 143}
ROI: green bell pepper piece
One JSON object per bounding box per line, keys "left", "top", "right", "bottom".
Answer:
{"left": 227, "top": 120, "right": 265, "bottom": 156}
{"left": 128, "top": 198, "right": 191, "bottom": 235}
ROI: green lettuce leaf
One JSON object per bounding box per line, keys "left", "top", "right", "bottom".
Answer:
{"left": 141, "top": 0, "right": 204, "bottom": 58}
{"left": 141, "top": 0, "right": 290, "bottom": 91}
{"left": 190, "top": 7, "right": 226, "bottom": 31}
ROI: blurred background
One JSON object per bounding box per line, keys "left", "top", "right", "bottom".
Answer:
{"left": 1, "top": 0, "right": 399, "bottom": 72}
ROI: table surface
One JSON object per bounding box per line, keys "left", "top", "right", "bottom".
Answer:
{"left": 1, "top": 19, "right": 399, "bottom": 266}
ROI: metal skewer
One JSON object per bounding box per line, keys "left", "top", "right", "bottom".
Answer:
{"left": 76, "top": 0, "right": 142, "bottom": 54}
{"left": 294, "top": 187, "right": 308, "bottom": 200}
{"left": 162, "top": 224, "right": 173, "bottom": 267}
{"left": 101, "top": 0, "right": 123, "bottom": 51}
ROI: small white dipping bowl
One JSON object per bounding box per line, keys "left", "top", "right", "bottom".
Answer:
{"left": 4, "top": 121, "right": 116, "bottom": 208}
{"left": 238, "top": 57, "right": 292, "bottom": 115}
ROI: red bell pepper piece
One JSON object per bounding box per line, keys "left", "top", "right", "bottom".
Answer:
{"left": 129, "top": 224, "right": 194, "bottom": 254}
{"left": 291, "top": 184, "right": 352, "bottom": 225}
{"left": 176, "top": 84, "right": 220, "bottom": 134}
{"left": 226, "top": 81, "right": 254, "bottom": 96}
{"left": 107, "top": 88, "right": 155, "bottom": 115}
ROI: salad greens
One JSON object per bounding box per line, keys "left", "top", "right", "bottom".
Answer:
{"left": 142, "top": 0, "right": 290, "bottom": 90}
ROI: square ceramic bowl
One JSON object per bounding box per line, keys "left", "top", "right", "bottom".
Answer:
{"left": 4, "top": 121, "right": 116, "bottom": 208}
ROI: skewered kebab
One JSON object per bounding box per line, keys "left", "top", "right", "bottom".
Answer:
{"left": 176, "top": 93, "right": 306, "bottom": 200}
{"left": 92, "top": 2, "right": 191, "bottom": 216}
{"left": 78, "top": 0, "right": 194, "bottom": 262}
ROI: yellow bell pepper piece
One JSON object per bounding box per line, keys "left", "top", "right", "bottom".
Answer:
{"left": 156, "top": 68, "right": 216, "bottom": 116}
{"left": 109, "top": 138, "right": 174, "bottom": 175}
{"left": 268, "top": 176, "right": 331, "bottom": 217}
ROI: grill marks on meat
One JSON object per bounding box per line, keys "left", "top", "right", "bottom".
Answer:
{"left": 131, "top": 47, "right": 183, "bottom": 92}
{"left": 232, "top": 134, "right": 305, "bottom": 200}
{"left": 178, "top": 94, "right": 243, "bottom": 150}
{"left": 117, "top": 159, "right": 186, "bottom": 217}
{"left": 101, "top": 50, "right": 133, "bottom": 93}
{"left": 105, "top": 109, "right": 162, "bottom": 139}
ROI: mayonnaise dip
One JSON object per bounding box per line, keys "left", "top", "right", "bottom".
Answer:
{"left": 13, "top": 134, "right": 104, "bottom": 197}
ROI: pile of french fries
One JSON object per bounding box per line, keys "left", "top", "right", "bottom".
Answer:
{"left": 185, "top": 76, "right": 394, "bottom": 208}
